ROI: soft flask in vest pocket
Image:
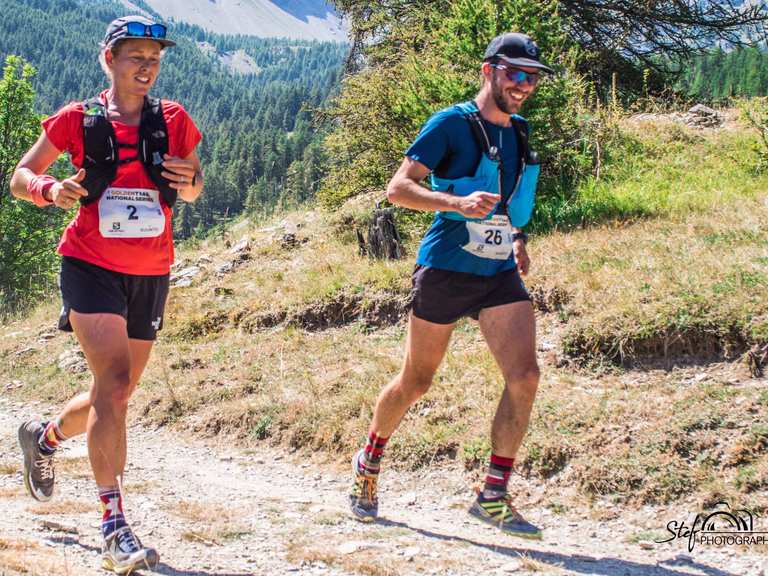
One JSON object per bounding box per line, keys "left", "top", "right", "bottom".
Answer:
{"left": 506, "top": 151, "right": 540, "bottom": 227}
{"left": 431, "top": 152, "right": 500, "bottom": 222}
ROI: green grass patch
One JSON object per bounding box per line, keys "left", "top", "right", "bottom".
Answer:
{"left": 531, "top": 122, "right": 767, "bottom": 233}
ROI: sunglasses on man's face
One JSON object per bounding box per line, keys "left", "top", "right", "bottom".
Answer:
{"left": 491, "top": 64, "right": 539, "bottom": 86}
{"left": 124, "top": 22, "right": 168, "bottom": 40}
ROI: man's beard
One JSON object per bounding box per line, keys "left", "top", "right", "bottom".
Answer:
{"left": 491, "top": 74, "right": 520, "bottom": 115}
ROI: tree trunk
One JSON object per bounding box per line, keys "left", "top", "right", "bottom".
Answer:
{"left": 366, "top": 207, "right": 404, "bottom": 260}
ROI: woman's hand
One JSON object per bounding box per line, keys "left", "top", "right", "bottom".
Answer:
{"left": 161, "top": 154, "right": 197, "bottom": 191}
{"left": 50, "top": 169, "right": 88, "bottom": 209}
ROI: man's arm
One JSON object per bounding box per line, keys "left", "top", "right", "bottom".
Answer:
{"left": 386, "top": 156, "right": 499, "bottom": 219}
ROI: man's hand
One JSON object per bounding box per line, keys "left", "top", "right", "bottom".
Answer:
{"left": 455, "top": 191, "right": 500, "bottom": 219}
{"left": 514, "top": 240, "right": 531, "bottom": 276}
{"left": 50, "top": 169, "right": 88, "bottom": 209}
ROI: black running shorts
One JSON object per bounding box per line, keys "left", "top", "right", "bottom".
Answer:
{"left": 411, "top": 265, "right": 531, "bottom": 325}
{"left": 58, "top": 256, "right": 170, "bottom": 341}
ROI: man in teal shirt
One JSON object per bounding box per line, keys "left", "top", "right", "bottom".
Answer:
{"left": 349, "top": 32, "right": 552, "bottom": 539}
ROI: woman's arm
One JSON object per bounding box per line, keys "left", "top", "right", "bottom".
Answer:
{"left": 10, "top": 132, "right": 88, "bottom": 208}
{"left": 161, "top": 150, "right": 203, "bottom": 203}
{"left": 10, "top": 133, "right": 61, "bottom": 203}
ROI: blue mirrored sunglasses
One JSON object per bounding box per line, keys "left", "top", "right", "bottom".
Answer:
{"left": 491, "top": 64, "right": 539, "bottom": 86}
{"left": 124, "top": 22, "right": 167, "bottom": 40}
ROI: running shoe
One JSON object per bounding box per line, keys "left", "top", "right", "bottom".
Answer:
{"left": 18, "top": 420, "right": 55, "bottom": 502}
{"left": 468, "top": 491, "right": 543, "bottom": 540}
{"left": 349, "top": 449, "right": 378, "bottom": 522}
{"left": 102, "top": 525, "right": 159, "bottom": 574}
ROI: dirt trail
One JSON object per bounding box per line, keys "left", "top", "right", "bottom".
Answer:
{"left": 0, "top": 399, "right": 763, "bottom": 576}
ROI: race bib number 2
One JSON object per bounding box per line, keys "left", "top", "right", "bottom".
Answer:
{"left": 462, "top": 215, "right": 515, "bottom": 260}
{"left": 98, "top": 188, "right": 165, "bottom": 238}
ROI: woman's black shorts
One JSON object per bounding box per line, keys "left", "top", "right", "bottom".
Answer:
{"left": 411, "top": 265, "right": 531, "bottom": 325}
{"left": 58, "top": 256, "right": 170, "bottom": 341}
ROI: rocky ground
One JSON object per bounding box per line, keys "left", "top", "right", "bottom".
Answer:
{"left": 0, "top": 397, "right": 765, "bottom": 576}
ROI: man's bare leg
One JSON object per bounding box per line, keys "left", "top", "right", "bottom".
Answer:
{"left": 350, "top": 313, "right": 454, "bottom": 521}
{"left": 468, "top": 300, "right": 542, "bottom": 539}
{"left": 479, "top": 301, "right": 540, "bottom": 459}
{"left": 369, "top": 313, "right": 456, "bottom": 436}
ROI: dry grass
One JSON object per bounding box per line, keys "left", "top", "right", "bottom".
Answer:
{"left": 122, "top": 479, "right": 159, "bottom": 494}
{"left": 0, "top": 462, "right": 19, "bottom": 475}
{"left": 1, "top": 119, "right": 767, "bottom": 512}
{"left": 165, "top": 210, "right": 412, "bottom": 344}
{"left": 517, "top": 552, "right": 563, "bottom": 573}
{"left": 0, "top": 302, "right": 89, "bottom": 407}
{"left": 0, "top": 487, "right": 24, "bottom": 498}
{"left": 532, "top": 196, "right": 768, "bottom": 365}
{"left": 285, "top": 540, "right": 410, "bottom": 576}
{"left": 529, "top": 125, "right": 768, "bottom": 366}
{"left": 0, "top": 555, "right": 69, "bottom": 576}
{"left": 0, "top": 537, "right": 39, "bottom": 551}
{"left": 285, "top": 536, "right": 484, "bottom": 576}
{"left": 172, "top": 501, "right": 251, "bottom": 544}
{"left": 56, "top": 457, "right": 92, "bottom": 479}
{"left": 0, "top": 537, "right": 67, "bottom": 576}
{"left": 28, "top": 499, "right": 93, "bottom": 515}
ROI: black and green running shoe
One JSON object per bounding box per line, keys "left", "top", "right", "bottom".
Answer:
{"left": 468, "top": 492, "right": 543, "bottom": 540}
{"left": 349, "top": 449, "right": 378, "bottom": 522}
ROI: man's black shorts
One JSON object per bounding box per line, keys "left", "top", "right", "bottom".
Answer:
{"left": 58, "top": 256, "right": 170, "bottom": 341}
{"left": 411, "top": 265, "right": 531, "bottom": 325}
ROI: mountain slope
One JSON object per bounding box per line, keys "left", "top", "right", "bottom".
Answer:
{"left": 1, "top": 0, "right": 346, "bottom": 240}
{"left": 133, "top": 0, "right": 348, "bottom": 41}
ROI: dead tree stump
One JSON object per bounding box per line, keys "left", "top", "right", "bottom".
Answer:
{"left": 365, "top": 207, "right": 404, "bottom": 260}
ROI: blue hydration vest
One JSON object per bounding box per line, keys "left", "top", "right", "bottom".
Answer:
{"left": 430, "top": 102, "right": 540, "bottom": 227}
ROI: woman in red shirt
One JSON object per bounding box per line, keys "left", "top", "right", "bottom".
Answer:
{"left": 10, "top": 16, "right": 202, "bottom": 574}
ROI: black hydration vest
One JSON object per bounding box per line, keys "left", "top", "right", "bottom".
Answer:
{"left": 80, "top": 96, "right": 176, "bottom": 207}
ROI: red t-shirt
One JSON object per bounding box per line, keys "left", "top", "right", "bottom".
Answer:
{"left": 43, "top": 90, "right": 201, "bottom": 275}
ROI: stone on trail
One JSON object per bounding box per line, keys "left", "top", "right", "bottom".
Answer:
{"left": 57, "top": 349, "right": 87, "bottom": 373}
{"left": 500, "top": 559, "right": 523, "bottom": 572}
{"left": 338, "top": 541, "right": 367, "bottom": 555}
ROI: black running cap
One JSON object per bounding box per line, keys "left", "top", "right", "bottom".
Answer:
{"left": 104, "top": 16, "right": 176, "bottom": 49}
{"left": 483, "top": 33, "right": 553, "bottom": 73}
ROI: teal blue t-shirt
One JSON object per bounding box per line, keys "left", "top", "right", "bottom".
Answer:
{"left": 406, "top": 102, "right": 524, "bottom": 276}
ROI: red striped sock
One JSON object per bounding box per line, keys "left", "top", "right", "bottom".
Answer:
{"left": 359, "top": 431, "right": 388, "bottom": 474}
{"left": 481, "top": 454, "right": 515, "bottom": 499}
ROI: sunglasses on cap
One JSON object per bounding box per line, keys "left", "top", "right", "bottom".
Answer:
{"left": 124, "top": 21, "right": 168, "bottom": 39}
{"left": 106, "top": 21, "right": 169, "bottom": 46}
{"left": 491, "top": 64, "right": 539, "bottom": 86}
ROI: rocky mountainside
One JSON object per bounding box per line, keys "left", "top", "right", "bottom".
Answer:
{"left": 125, "top": 0, "right": 348, "bottom": 41}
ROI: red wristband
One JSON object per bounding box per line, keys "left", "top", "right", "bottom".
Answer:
{"left": 27, "top": 175, "right": 57, "bottom": 207}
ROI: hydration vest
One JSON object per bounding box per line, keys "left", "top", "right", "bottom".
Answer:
{"left": 80, "top": 96, "right": 177, "bottom": 207}
{"left": 432, "top": 102, "right": 540, "bottom": 226}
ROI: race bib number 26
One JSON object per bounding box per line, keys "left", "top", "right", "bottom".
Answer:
{"left": 462, "top": 215, "right": 515, "bottom": 260}
{"left": 98, "top": 188, "right": 165, "bottom": 238}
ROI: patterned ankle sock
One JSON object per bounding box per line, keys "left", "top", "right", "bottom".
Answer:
{"left": 38, "top": 419, "right": 68, "bottom": 456}
{"left": 358, "top": 431, "right": 389, "bottom": 475}
{"left": 99, "top": 486, "right": 127, "bottom": 539}
{"left": 481, "top": 454, "right": 515, "bottom": 500}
